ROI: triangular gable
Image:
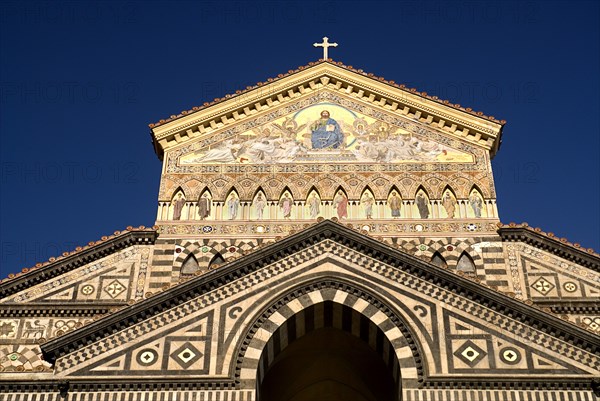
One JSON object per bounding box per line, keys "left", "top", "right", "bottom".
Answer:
{"left": 40, "top": 221, "right": 599, "bottom": 385}
{"left": 150, "top": 61, "right": 504, "bottom": 159}
{"left": 0, "top": 228, "right": 157, "bottom": 302}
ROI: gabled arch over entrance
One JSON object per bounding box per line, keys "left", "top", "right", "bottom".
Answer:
{"left": 235, "top": 281, "right": 424, "bottom": 400}
{"left": 258, "top": 301, "right": 397, "bottom": 401}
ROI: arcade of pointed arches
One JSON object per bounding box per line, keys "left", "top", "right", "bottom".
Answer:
{"left": 158, "top": 184, "right": 494, "bottom": 221}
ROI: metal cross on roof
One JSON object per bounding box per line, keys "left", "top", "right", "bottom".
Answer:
{"left": 313, "top": 37, "right": 338, "bottom": 60}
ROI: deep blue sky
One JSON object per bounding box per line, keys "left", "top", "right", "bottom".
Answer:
{"left": 1, "top": 1, "right": 598, "bottom": 278}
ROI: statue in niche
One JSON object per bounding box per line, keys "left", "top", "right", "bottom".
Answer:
{"left": 228, "top": 193, "right": 239, "bottom": 220}
{"left": 172, "top": 193, "right": 186, "bottom": 220}
{"left": 416, "top": 192, "right": 430, "bottom": 219}
{"left": 308, "top": 193, "right": 320, "bottom": 219}
{"left": 198, "top": 193, "right": 211, "bottom": 220}
{"left": 469, "top": 192, "right": 483, "bottom": 218}
{"left": 279, "top": 193, "right": 293, "bottom": 219}
{"left": 254, "top": 194, "right": 266, "bottom": 220}
{"left": 333, "top": 191, "right": 348, "bottom": 219}
{"left": 442, "top": 191, "right": 457, "bottom": 218}
{"left": 388, "top": 192, "right": 401, "bottom": 218}
{"left": 361, "top": 193, "right": 374, "bottom": 219}
{"left": 310, "top": 110, "right": 344, "bottom": 149}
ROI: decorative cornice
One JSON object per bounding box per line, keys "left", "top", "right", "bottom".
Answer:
{"left": 149, "top": 60, "right": 504, "bottom": 159}
{"left": 0, "top": 304, "right": 124, "bottom": 318}
{"left": 0, "top": 227, "right": 158, "bottom": 298}
{"left": 0, "top": 375, "right": 595, "bottom": 393}
{"left": 498, "top": 222, "right": 600, "bottom": 272}
{"left": 150, "top": 60, "right": 505, "bottom": 128}
{"left": 41, "top": 220, "right": 600, "bottom": 366}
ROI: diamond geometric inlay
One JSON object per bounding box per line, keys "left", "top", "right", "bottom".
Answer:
{"left": 530, "top": 277, "right": 555, "bottom": 295}
{"left": 104, "top": 280, "right": 126, "bottom": 298}
{"left": 170, "top": 342, "right": 203, "bottom": 369}
{"left": 454, "top": 340, "right": 487, "bottom": 367}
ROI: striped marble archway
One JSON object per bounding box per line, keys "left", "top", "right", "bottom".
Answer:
{"left": 234, "top": 280, "right": 424, "bottom": 399}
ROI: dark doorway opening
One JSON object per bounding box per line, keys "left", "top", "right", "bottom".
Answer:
{"left": 257, "top": 301, "right": 398, "bottom": 401}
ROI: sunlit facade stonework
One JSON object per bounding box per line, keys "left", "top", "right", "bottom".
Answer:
{"left": 1, "top": 60, "right": 599, "bottom": 401}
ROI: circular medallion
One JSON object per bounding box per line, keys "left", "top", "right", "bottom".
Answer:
{"left": 500, "top": 347, "right": 521, "bottom": 365}
{"left": 563, "top": 282, "right": 577, "bottom": 293}
{"left": 80, "top": 284, "right": 95, "bottom": 296}
{"left": 136, "top": 349, "right": 158, "bottom": 366}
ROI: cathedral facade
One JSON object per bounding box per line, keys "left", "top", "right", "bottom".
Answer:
{"left": 1, "top": 59, "right": 599, "bottom": 401}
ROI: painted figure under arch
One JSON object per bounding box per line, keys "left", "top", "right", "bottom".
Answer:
{"left": 172, "top": 193, "right": 185, "bottom": 220}
{"left": 442, "top": 191, "right": 457, "bottom": 218}
{"left": 308, "top": 193, "right": 320, "bottom": 219}
{"left": 416, "top": 192, "right": 429, "bottom": 219}
{"left": 388, "top": 192, "right": 401, "bottom": 218}
{"left": 198, "top": 193, "right": 211, "bottom": 220}
{"left": 254, "top": 193, "right": 266, "bottom": 220}
{"left": 228, "top": 193, "right": 239, "bottom": 220}
{"left": 361, "top": 192, "right": 375, "bottom": 219}
{"left": 469, "top": 192, "right": 483, "bottom": 218}
{"left": 279, "top": 193, "right": 293, "bottom": 219}
{"left": 334, "top": 191, "right": 348, "bottom": 219}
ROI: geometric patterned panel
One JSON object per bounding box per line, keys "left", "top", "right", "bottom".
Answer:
{"left": 69, "top": 311, "right": 213, "bottom": 376}
{"left": 51, "top": 238, "right": 599, "bottom": 383}
{"left": 443, "top": 310, "right": 587, "bottom": 374}
{"left": 1, "top": 246, "right": 148, "bottom": 304}
{"left": 0, "top": 344, "right": 52, "bottom": 372}
{"left": 518, "top": 247, "right": 600, "bottom": 301}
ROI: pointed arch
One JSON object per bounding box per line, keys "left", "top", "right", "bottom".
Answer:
{"left": 180, "top": 254, "right": 200, "bottom": 276}
{"left": 225, "top": 186, "right": 240, "bottom": 201}
{"left": 306, "top": 187, "right": 322, "bottom": 219}
{"left": 171, "top": 186, "right": 185, "bottom": 200}
{"left": 440, "top": 185, "right": 458, "bottom": 219}
{"left": 467, "top": 185, "right": 486, "bottom": 218}
{"left": 233, "top": 280, "right": 424, "bottom": 397}
{"left": 225, "top": 188, "right": 241, "bottom": 220}
{"left": 306, "top": 185, "right": 321, "bottom": 199}
{"left": 278, "top": 186, "right": 294, "bottom": 200}
{"left": 414, "top": 186, "right": 430, "bottom": 219}
{"left": 431, "top": 251, "right": 448, "bottom": 269}
{"left": 251, "top": 188, "right": 268, "bottom": 220}
{"left": 386, "top": 186, "right": 403, "bottom": 219}
{"left": 456, "top": 251, "right": 476, "bottom": 273}
{"left": 251, "top": 186, "right": 267, "bottom": 200}
{"left": 170, "top": 187, "right": 187, "bottom": 221}
{"left": 209, "top": 252, "right": 226, "bottom": 269}
{"left": 197, "top": 188, "right": 213, "bottom": 221}
{"left": 387, "top": 185, "right": 402, "bottom": 201}
{"left": 415, "top": 185, "right": 429, "bottom": 198}
{"left": 332, "top": 186, "right": 349, "bottom": 220}
{"left": 198, "top": 186, "right": 213, "bottom": 199}
{"left": 278, "top": 188, "right": 294, "bottom": 219}
{"left": 258, "top": 301, "right": 397, "bottom": 401}
{"left": 333, "top": 185, "right": 348, "bottom": 199}
{"left": 360, "top": 186, "right": 376, "bottom": 219}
